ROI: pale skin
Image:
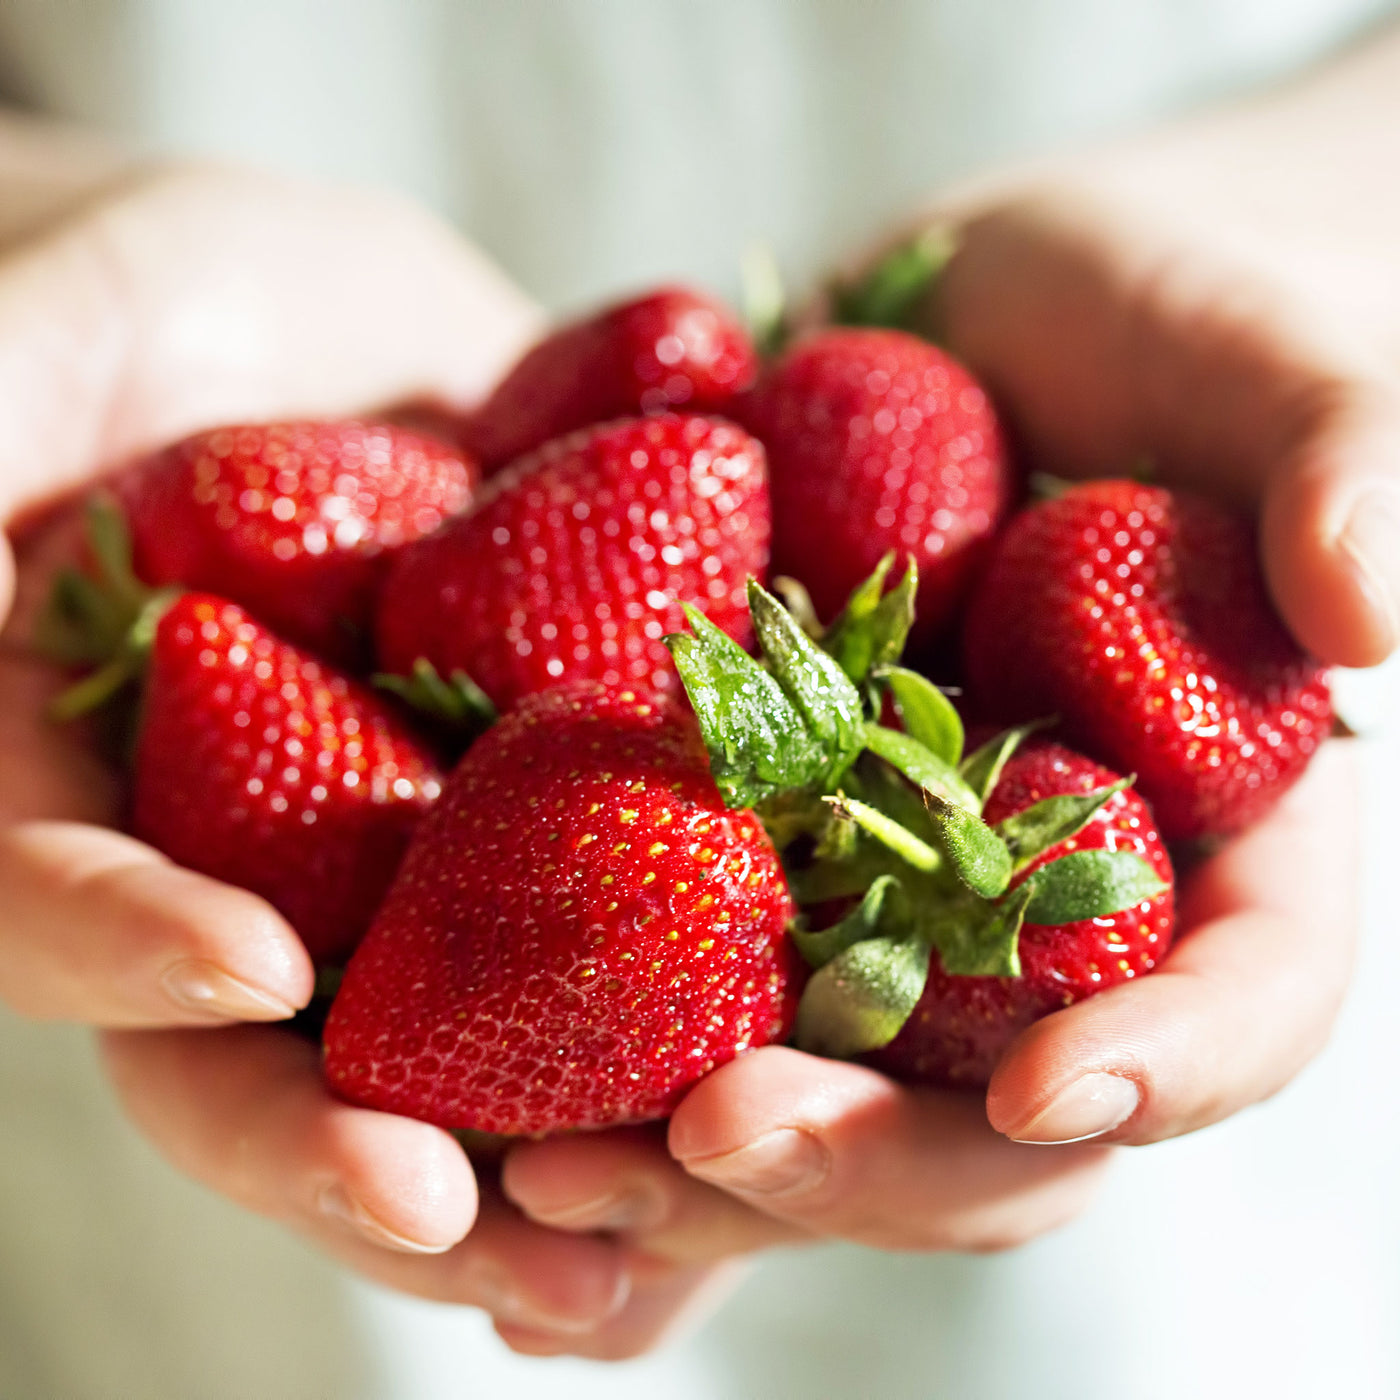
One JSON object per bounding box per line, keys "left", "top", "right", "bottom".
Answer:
{"left": 2, "top": 20, "right": 1399, "bottom": 1359}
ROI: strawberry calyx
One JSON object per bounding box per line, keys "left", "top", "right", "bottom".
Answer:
{"left": 35, "top": 494, "right": 181, "bottom": 721}
{"left": 829, "top": 226, "right": 957, "bottom": 335}
{"left": 666, "top": 557, "right": 1169, "bottom": 1060}
{"left": 373, "top": 658, "right": 497, "bottom": 738}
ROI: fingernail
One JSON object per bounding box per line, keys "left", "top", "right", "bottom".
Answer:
{"left": 1339, "top": 489, "right": 1400, "bottom": 655}
{"left": 1009, "top": 1072, "right": 1140, "bottom": 1144}
{"left": 682, "top": 1128, "right": 829, "bottom": 1196}
{"left": 525, "top": 1189, "right": 660, "bottom": 1232}
{"left": 160, "top": 959, "right": 297, "bottom": 1021}
{"left": 469, "top": 1261, "right": 629, "bottom": 1336}
{"left": 318, "top": 1183, "right": 453, "bottom": 1254}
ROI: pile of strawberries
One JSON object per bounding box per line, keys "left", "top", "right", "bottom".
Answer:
{"left": 40, "top": 273, "right": 1333, "bottom": 1137}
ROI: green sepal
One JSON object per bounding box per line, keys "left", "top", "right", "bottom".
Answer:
{"left": 794, "top": 932, "right": 932, "bottom": 1058}
{"left": 793, "top": 874, "right": 902, "bottom": 969}
{"left": 928, "top": 883, "right": 1033, "bottom": 978}
{"left": 920, "top": 792, "right": 1012, "bottom": 899}
{"left": 770, "top": 576, "right": 823, "bottom": 639}
{"left": 830, "top": 226, "right": 956, "bottom": 333}
{"left": 821, "top": 553, "right": 917, "bottom": 689}
{"left": 995, "top": 777, "right": 1131, "bottom": 871}
{"left": 862, "top": 721, "right": 980, "bottom": 812}
{"left": 47, "top": 587, "right": 178, "bottom": 722}
{"left": 824, "top": 794, "right": 941, "bottom": 874}
{"left": 373, "top": 658, "right": 497, "bottom": 734}
{"left": 747, "top": 579, "right": 866, "bottom": 763}
{"left": 666, "top": 590, "right": 862, "bottom": 810}
{"left": 882, "top": 666, "right": 963, "bottom": 766}
{"left": 1021, "top": 850, "right": 1168, "bottom": 925}
{"left": 958, "top": 719, "right": 1054, "bottom": 807}
{"left": 740, "top": 242, "right": 789, "bottom": 358}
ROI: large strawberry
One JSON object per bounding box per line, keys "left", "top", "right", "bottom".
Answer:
{"left": 735, "top": 326, "right": 1012, "bottom": 646}
{"left": 119, "top": 420, "right": 476, "bottom": 664}
{"left": 323, "top": 681, "right": 799, "bottom": 1135}
{"left": 460, "top": 286, "right": 758, "bottom": 471}
{"left": 375, "top": 414, "right": 769, "bottom": 710}
{"left": 865, "top": 741, "right": 1173, "bottom": 1087}
{"left": 963, "top": 479, "right": 1332, "bottom": 840}
{"left": 41, "top": 514, "right": 444, "bottom": 965}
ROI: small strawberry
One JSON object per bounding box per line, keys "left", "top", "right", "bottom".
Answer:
{"left": 39, "top": 508, "right": 444, "bottom": 965}
{"left": 735, "top": 326, "right": 1012, "bottom": 646}
{"left": 323, "top": 681, "right": 799, "bottom": 1135}
{"left": 375, "top": 414, "right": 769, "bottom": 710}
{"left": 119, "top": 421, "right": 476, "bottom": 664}
{"left": 460, "top": 286, "right": 758, "bottom": 470}
{"left": 962, "top": 480, "right": 1333, "bottom": 840}
{"left": 865, "top": 741, "right": 1174, "bottom": 1088}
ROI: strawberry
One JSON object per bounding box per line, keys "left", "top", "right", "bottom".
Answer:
{"left": 119, "top": 421, "right": 476, "bottom": 664}
{"left": 323, "top": 681, "right": 799, "bottom": 1135}
{"left": 962, "top": 480, "right": 1332, "bottom": 840}
{"left": 865, "top": 741, "right": 1174, "bottom": 1088}
{"left": 460, "top": 286, "right": 758, "bottom": 471}
{"left": 375, "top": 414, "right": 769, "bottom": 711}
{"left": 735, "top": 327, "right": 1012, "bottom": 646}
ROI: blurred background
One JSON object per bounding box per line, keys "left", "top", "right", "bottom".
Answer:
{"left": 2, "top": 3, "right": 1399, "bottom": 1396}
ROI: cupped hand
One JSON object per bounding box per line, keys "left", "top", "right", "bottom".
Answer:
{"left": 502, "top": 187, "right": 1378, "bottom": 1343}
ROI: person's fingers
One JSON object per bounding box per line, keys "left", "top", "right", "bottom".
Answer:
{"left": 667, "top": 1046, "right": 1111, "bottom": 1252}
{"left": 495, "top": 1260, "right": 749, "bottom": 1362}
{"left": 502, "top": 1128, "right": 807, "bottom": 1263}
{"left": 0, "top": 821, "right": 313, "bottom": 1025}
{"left": 101, "top": 1026, "right": 635, "bottom": 1333}
{"left": 987, "top": 739, "right": 1358, "bottom": 1146}
{"left": 0, "top": 163, "right": 541, "bottom": 522}
{"left": 935, "top": 192, "right": 1400, "bottom": 666}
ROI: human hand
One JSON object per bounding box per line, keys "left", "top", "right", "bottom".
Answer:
{"left": 497, "top": 188, "right": 1376, "bottom": 1347}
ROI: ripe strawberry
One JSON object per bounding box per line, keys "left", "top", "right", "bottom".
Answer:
{"left": 460, "top": 286, "right": 758, "bottom": 470}
{"left": 323, "top": 682, "right": 799, "bottom": 1135}
{"left": 376, "top": 414, "right": 769, "bottom": 710}
{"left": 124, "top": 594, "right": 444, "bottom": 963}
{"left": 735, "top": 326, "right": 1011, "bottom": 646}
{"left": 866, "top": 742, "right": 1174, "bottom": 1088}
{"left": 120, "top": 421, "right": 476, "bottom": 664}
{"left": 963, "top": 480, "right": 1332, "bottom": 840}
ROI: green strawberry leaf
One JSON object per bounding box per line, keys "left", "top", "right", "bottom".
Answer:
{"left": 747, "top": 579, "right": 866, "bottom": 760}
{"left": 668, "top": 605, "right": 832, "bottom": 808}
{"left": 830, "top": 226, "right": 956, "bottom": 333}
{"left": 861, "top": 722, "right": 980, "bottom": 812}
{"left": 995, "top": 777, "right": 1132, "bottom": 871}
{"left": 924, "top": 883, "right": 1033, "bottom": 978}
{"left": 374, "top": 658, "right": 497, "bottom": 733}
{"left": 920, "top": 792, "right": 1012, "bottom": 899}
{"left": 823, "top": 794, "right": 942, "bottom": 874}
{"left": 958, "top": 719, "right": 1054, "bottom": 807}
{"left": 1021, "top": 850, "right": 1168, "bottom": 925}
{"left": 793, "top": 874, "right": 902, "bottom": 969}
{"left": 881, "top": 666, "right": 964, "bottom": 766}
{"left": 794, "top": 932, "right": 932, "bottom": 1058}
{"left": 821, "top": 554, "right": 917, "bottom": 688}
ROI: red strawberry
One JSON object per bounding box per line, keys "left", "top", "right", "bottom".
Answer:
{"left": 129, "top": 594, "right": 443, "bottom": 963}
{"left": 866, "top": 742, "right": 1174, "bottom": 1088}
{"left": 736, "top": 327, "right": 1012, "bottom": 646}
{"left": 376, "top": 414, "right": 769, "bottom": 710}
{"left": 120, "top": 421, "right": 476, "bottom": 664}
{"left": 460, "top": 286, "right": 758, "bottom": 470}
{"left": 323, "top": 682, "right": 799, "bottom": 1135}
{"left": 963, "top": 480, "right": 1332, "bottom": 840}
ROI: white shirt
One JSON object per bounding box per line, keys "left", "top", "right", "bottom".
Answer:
{"left": 0, "top": 3, "right": 1396, "bottom": 1397}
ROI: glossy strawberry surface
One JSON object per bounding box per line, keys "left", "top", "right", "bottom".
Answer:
{"left": 736, "top": 327, "right": 1011, "bottom": 646}
{"left": 376, "top": 415, "right": 769, "bottom": 709}
{"left": 323, "top": 682, "right": 800, "bottom": 1135}
{"left": 868, "top": 743, "right": 1174, "bottom": 1088}
{"left": 461, "top": 286, "right": 758, "bottom": 470}
{"left": 122, "top": 421, "right": 476, "bottom": 664}
{"left": 963, "top": 480, "right": 1332, "bottom": 840}
{"left": 132, "top": 594, "right": 443, "bottom": 963}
